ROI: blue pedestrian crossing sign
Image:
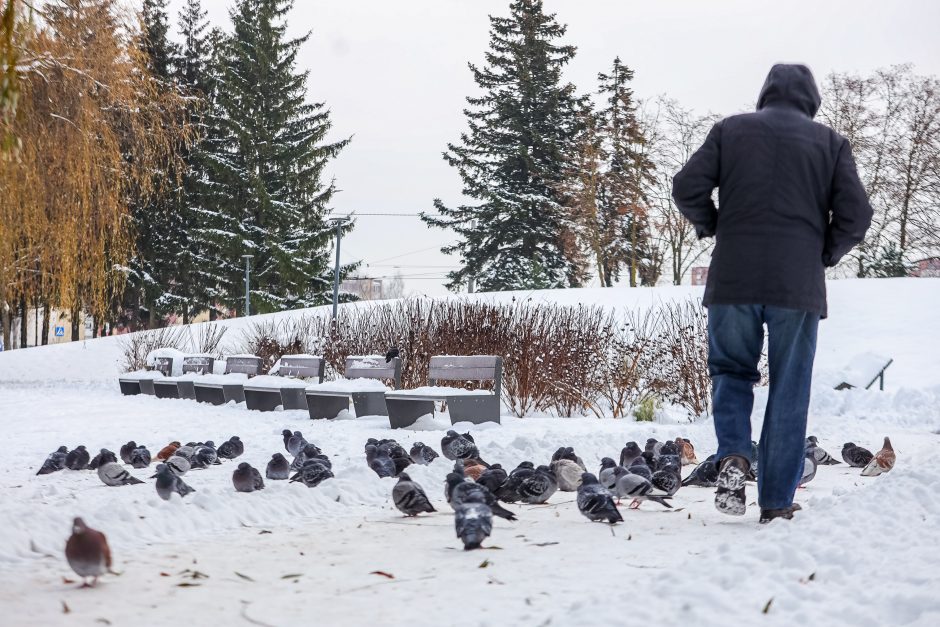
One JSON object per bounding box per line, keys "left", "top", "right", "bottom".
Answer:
{"left": 54, "top": 326, "right": 65, "bottom": 337}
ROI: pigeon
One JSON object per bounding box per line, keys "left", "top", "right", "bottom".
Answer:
{"left": 494, "top": 462, "right": 535, "bottom": 502}
{"left": 282, "top": 429, "right": 294, "bottom": 450}
{"left": 173, "top": 445, "right": 194, "bottom": 462}
{"left": 392, "top": 473, "right": 436, "bottom": 516}
{"left": 613, "top": 467, "right": 672, "bottom": 509}
{"left": 165, "top": 455, "right": 190, "bottom": 477}
{"left": 441, "top": 431, "right": 481, "bottom": 461}
{"left": 511, "top": 465, "right": 558, "bottom": 505}
{"left": 289, "top": 459, "right": 334, "bottom": 487}
{"left": 191, "top": 443, "right": 220, "bottom": 468}
{"left": 476, "top": 464, "right": 508, "bottom": 495}
{"left": 367, "top": 444, "right": 397, "bottom": 478}
{"left": 805, "top": 436, "right": 840, "bottom": 465}
{"left": 153, "top": 463, "right": 195, "bottom": 500}
{"left": 119, "top": 441, "right": 137, "bottom": 465}
{"left": 656, "top": 441, "right": 682, "bottom": 471}
{"left": 645, "top": 438, "right": 663, "bottom": 459}
{"left": 156, "top": 441, "right": 181, "bottom": 461}
{"left": 842, "top": 442, "right": 874, "bottom": 468}
{"left": 266, "top": 453, "right": 291, "bottom": 480}
{"left": 129, "top": 446, "right": 151, "bottom": 469}
{"left": 551, "top": 446, "right": 586, "bottom": 468}
{"left": 800, "top": 452, "right": 818, "bottom": 486}
{"left": 576, "top": 473, "right": 623, "bottom": 524}
{"left": 97, "top": 462, "right": 144, "bottom": 486}
{"left": 88, "top": 448, "right": 117, "bottom": 471}
{"left": 386, "top": 447, "right": 413, "bottom": 476}
{"left": 286, "top": 431, "right": 307, "bottom": 457}
{"left": 65, "top": 446, "right": 90, "bottom": 471}
{"left": 385, "top": 346, "right": 400, "bottom": 363}
{"left": 232, "top": 462, "right": 265, "bottom": 492}
{"left": 445, "top": 472, "right": 517, "bottom": 521}
{"left": 551, "top": 458, "right": 584, "bottom": 492}
{"left": 681, "top": 455, "right": 719, "bottom": 487}
{"left": 292, "top": 443, "right": 326, "bottom": 471}
{"left": 598, "top": 457, "right": 619, "bottom": 490}
{"left": 628, "top": 457, "right": 653, "bottom": 482}
{"left": 463, "top": 459, "right": 487, "bottom": 482}
{"left": 37, "top": 446, "right": 69, "bottom": 475}
{"left": 217, "top": 436, "right": 244, "bottom": 460}
{"left": 619, "top": 441, "right": 643, "bottom": 468}
{"left": 651, "top": 465, "right": 681, "bottom": 496}
{"left": 861, "top": 437, "right": 896, "bottom": 477}
{"left": 454, "top": 492, "right": 493, "bottom": 550}
{"left": 410, "top": 442, "right": 440, "bottom": 465}
{"left": 677, "top": 438, "right": 699, "bottom": 465}
{"left": 65, "top": 518, "right": 113, "bottom": 587}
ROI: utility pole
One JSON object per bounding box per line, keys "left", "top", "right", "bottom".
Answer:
{"left": 329, "top": 217, "right": 351, "bottom": 318}
{"left": 241, "top": 254, "right": 254, "bottom": 317}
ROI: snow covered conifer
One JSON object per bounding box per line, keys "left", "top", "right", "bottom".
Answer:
{"left": 423, "top": 0, "right": 586, "bottom": 292}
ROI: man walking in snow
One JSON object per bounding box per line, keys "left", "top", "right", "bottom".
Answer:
{"left": 672, "top": 64, "right": 872, "bottom": 523}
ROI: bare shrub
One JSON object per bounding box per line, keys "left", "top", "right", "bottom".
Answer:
{"left": 191, "top": 323, "right": 227, "bottom": 357}
{"left": 119, "top": 326, "right": 189, "bottom": 373}
{"left": 598, "top": 308, "right": 660, "bottom": 419}
{"left": 647, "top": 299, "right": 711, "bottom": 419}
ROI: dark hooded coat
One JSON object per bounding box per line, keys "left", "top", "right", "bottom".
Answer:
{"left": 672, "top": 64, "right": 872, "bottom": 317}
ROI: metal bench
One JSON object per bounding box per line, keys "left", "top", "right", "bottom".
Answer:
{"left": 244, "top": 355, "right": 325, "bottom": 412}
{"left": 305, "top": 356, "right": 402, "bottom": 419}
{"left": 153, "top": 356, "right": 215, "bottom": 399}
{"left": 193, "top": 356, "right": 263, "bottom": 405}
{"left": 384, "top": 355, "right": 502, "bottom": 429}
{"left": 118, "top": 356, "right": 174, "bottom": 396}
{"left": 835, "top": 353, "right": 894, "bottom": 391}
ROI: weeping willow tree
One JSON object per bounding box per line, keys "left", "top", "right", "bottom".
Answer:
{"left": 0, "top": 0, "right": 191, "bottom": 347}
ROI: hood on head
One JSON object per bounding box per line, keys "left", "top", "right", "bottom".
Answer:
{"left": 757, "top": 64, "right": 821, "bottom": 118}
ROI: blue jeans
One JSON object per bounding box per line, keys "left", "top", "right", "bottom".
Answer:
{"left": 707, "top": 304, "right": 819, "bottom": 510}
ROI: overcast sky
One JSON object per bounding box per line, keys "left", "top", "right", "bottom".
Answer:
{"left": 170, "top": 0, "right": 940, "bottom": 296}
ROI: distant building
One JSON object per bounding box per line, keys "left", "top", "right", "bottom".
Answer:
{"left": 910, "top": 257, "right": 940, "bottom": 278}
{"left": 341, "top": 278, "right": 384, "bottom": 301}
{"left": 691, "top": 266, "right": 709, "bottom": 286}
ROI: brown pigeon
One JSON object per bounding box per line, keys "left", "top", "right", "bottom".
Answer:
{"left": 156, "top": 441, "right": 181, "bottom": 461}
{"left": 65, "top": 518, "right": 112, "bottom": 587}
{"left": 861, "top": 437, "right": 896, "bottom": 477}
{"left": 676, "top": 438, "right": 698, "bottom": 466}
{"left": 463, "top": 459, "right": 487, "bottom": 482}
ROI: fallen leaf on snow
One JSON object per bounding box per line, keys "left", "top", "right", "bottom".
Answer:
{"left": 370, "top": 571, "right": 395, "bottom": 579}
{"left": 235, "top": 572, "right": 255, "bottom": 582}
{"left": 61, "top": 601, "right": 70, "bottom": 614}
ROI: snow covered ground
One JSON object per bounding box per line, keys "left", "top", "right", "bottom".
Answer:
{"left": 0, "top": 278, "right": 938, "bottom": 626}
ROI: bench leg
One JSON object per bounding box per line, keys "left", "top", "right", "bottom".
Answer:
{"left": 351, "top": 392, "right": 389, "bottom": 417}
{"left": 177, "top": 381, "right": 197, "bottom": 400}
{"left": 282, "top": 388, "right": 308, "bottom": 411}
{"left": 153, "top": 383, "right": 180, "bottom": 399}
{"left": 245, "top": 389, "right": 281, "bottom": 412}
{"left": 385, "top": 398, "right": 435, "bottom": 429}
{"left": 306, "top": 394, "right": 349, "bottom": 420}
{"left": 119, "top": 381, "right": 141, "bottom": 396}
{"left": 224, "top": 385, "right": 246, "bottom": 404}
{"left": 448, "top": 395, "right": 501, "bottom": 425}
{"left": 194, "top": 386, "right": 226, "bottom": 405}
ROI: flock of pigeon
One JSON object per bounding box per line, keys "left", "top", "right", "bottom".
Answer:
{"left": 49, "top": 430, "right": 896, "bottom": 586}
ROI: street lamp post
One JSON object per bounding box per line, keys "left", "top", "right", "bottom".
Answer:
{"left": 329, "top": 217, "right": 350, "bottom": 319}
{"left": 241, "top": 254, "right": 254, "bottom": 317}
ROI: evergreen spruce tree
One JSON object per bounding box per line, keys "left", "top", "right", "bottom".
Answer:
{"left": 200, "top": 0, "right": 351, "bottom": 313}
{"left": 423, "top": 0, "right": 585, "bottom": 291}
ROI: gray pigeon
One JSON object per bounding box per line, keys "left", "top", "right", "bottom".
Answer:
{"left": 291, "top": 443, "right": 325, "bottom": 471}
{"left": 651, "top": 466, "right": 681, "bottom": 496}
{"left": 266, "top": 453, "right": 290, "bottom": 480}
{"left": 513, "top": 465, "right": 558, "bottom": 504}
{"left": 440, "top": 431, "right": 480, "bottom": 461}
{"left": 445, "top": 472, "right": 517, "bottom": 521}
{"left": 628, "top": 457, "right": 653, "bottom": 482}
{"left": 392, "top": 473, "right": 436, "bottom": 516}
{"left": 191, "top": 443, "right": 220, "bottom": 468}
{"left": 232, "top": 462, "right": 264, "bottom": 492}
{"left": 805, "top": 436, "right": 840, "bottom": 465}
{"left": 367, "top": 444, "right": 397, "bottom": 478}
{"left": 119, "top": 441, "right": 136, "bottom": 465}
{"left": 289, "top": 460, "right": 334, "bottom": 488}
{"left": 37, "top": 446, "right": 69, "bottom": 475}
{"left": 681, "top": 455, "right": 718, "bottom": 487}
{"left": 165, "top": 455, "right": 190, "bottom": 477}
{"left": 153, "top": 463, "right": 195, "bottom": 500}
{"left": 65, "top": 446, "right": 90, "bottom": 471}
{"left": 454, "top": 492, "right": 493, "bottom": 550}
{"left": 619, "top": 441, "right": 643, "bottom": 468}
{"left": 494, "top": 462, "right": 534, "bottom": 502}
{"left": 800, "top": 452, "right": 818, "bottom": 486}
{"left": 576, "top": 473, "right": 623, "bottom": 524}
{"left": 409, "top": 442, "right": 440, "bottom": 465}
{"left": 130, "top": 446, "right": 151, "bottom": 469}
{"left": 842, "top": 442, "right": 874, "bottom": 468}
{"left": 97, "top": 462, "right": 144, "bottom": 486}
{"left": 217, "top": 436, "right": 244, "bottom": 460}
{"left": 477, "top": 464, "right": 508, "bottom": 495}
{"left": 287, "top": 431, "right": 308, "bottom": 457}
{"left": 598, "top": 457, "right": 619, "bottom": 490}
{"left": 88, "top": 449, "right": 117, "bottom": 471}
{"left": 551, "top": 458, "right": 584, "bottom": 492}
{"left": 613, "top": 467, "right": 672, "bottom": 509}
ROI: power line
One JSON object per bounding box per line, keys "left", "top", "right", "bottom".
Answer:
{"left": 326, "top": 212, "right": 426, "bottom": 217}
{"left": 368, "top": 242, "right": 456, "bottom": 264}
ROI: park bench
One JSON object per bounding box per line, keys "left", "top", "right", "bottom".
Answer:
{"left": 384, "top": 355, "right": 502, "bottom": 429}
{"left": 152, "top": 355, "right": 216, "bottom": 400}
{"left": 192, "top": 355, "right": 263, "bottom": 405}
{"left": 118, "top": 355, "right": 175, "bottom": 396}
{"left": 243, "top": 355, "right": 325, "bottom": 412}
{"left": 304, "top": 355, "right": 402, "bottom": 419}
{"left": 834, "top": 353, "right": 893, "bottom": 391}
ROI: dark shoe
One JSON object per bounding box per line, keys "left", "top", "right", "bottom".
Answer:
{"left": 759, "top": 503, "right": 802, "bottom": 524}
{"left": 714, "top": 455, "right": 749, "bottom": 516}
